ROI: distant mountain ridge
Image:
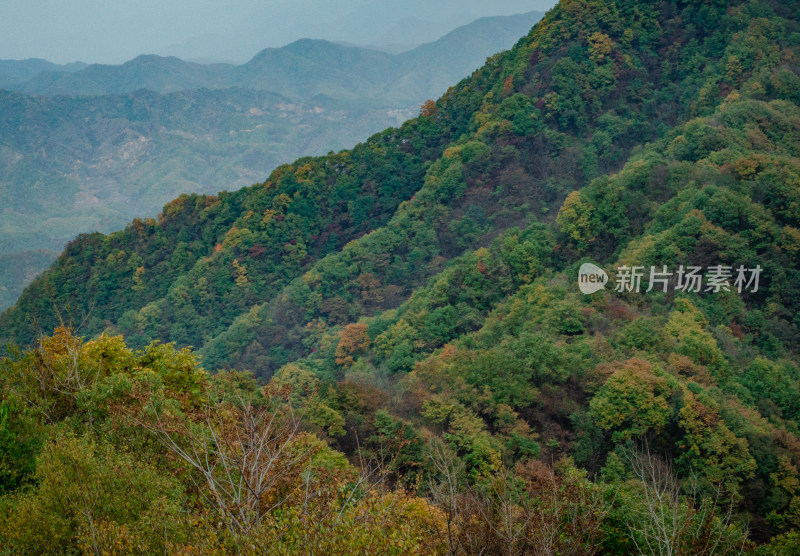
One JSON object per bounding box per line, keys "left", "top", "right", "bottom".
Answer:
{"left": 0, "top": 59, "right": 86, "bottom": 89}
{"left": 9, "top": 11, "right": 544, "bottom": 102}
{"left": 153, "top": 0, "right": 545, "bottom": 63}
{"left": 18, "top": 55, "right": 234, "bottom": 97}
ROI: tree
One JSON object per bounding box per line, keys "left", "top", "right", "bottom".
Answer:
{"left": 0, "top": 434, "right": 189, "bottom": 554}
{"left": 335, "top": 323, "right": 370, "bottom": 367}
{"left": 622, "top": 440, "right": 751, "bottom": 556}
{"left": 589, "top": 359, "right": 673, "bottom": 442}
{"left": 129, "top": 380, "right": 308, "bottom": 537}
{"left": 557, "top": 191, "right": 595, "bottom": 251}
{"left": 420, "top": 99, "right": 438, "bottom": 117}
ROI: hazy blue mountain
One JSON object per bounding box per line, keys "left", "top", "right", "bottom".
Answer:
{"left": 0, "top": 250, "right": 57, "bottom": 311}
{"left": 0, "top": 58, "right": 85, "bottom": 88}
{"left": 231, "top": 40, "right": 395, "bottom": 100}
{"left": 15, "top": 12, "right": 544, "bottom": 102}
{"left": 367, "top": 16, "right": 448, "bottom": 53}
{"left": 153, "top": 0, "right": 550, "bottom": 63}
{"left": 19, "top": 55, "right": 236, "bottom": 96}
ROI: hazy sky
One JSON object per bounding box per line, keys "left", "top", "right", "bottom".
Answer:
{"left": 0, "top": 0, "right": 557, "bottom": 64}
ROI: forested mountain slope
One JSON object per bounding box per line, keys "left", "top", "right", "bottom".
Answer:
{"left": 2, "top": 0, "right": 800, "bottom": 552}
{"left": 0, "top": 12, "right": 544, "bottom": 312}
{"left": 7, "top": 0, "right": 798, "bottom": 368}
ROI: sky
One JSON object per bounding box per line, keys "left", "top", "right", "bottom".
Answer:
{"left": 0, "top": 0, "right": 558, "bottom": 65}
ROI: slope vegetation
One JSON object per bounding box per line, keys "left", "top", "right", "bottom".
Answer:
{"left": 0, "top": 12, "right": 544, "bottom": 311}
{"left": 2, "top": 0, "right": 800, "bottom": 550}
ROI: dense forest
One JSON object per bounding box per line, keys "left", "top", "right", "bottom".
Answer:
{"left": 2, "top": 0, "right": 800, "bottom": 553}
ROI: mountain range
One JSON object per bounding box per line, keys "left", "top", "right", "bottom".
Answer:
{"left": 0, "top": 11, "right": 543, "bottom": 311}
{"left": 7, "top": 11, "right": 545, "bottom": 101}
{"left": 0, "top": 58, "right": 85, "bottom": 89}
{"left": 2, "top": 0, "right": 800, "bottom": 551}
